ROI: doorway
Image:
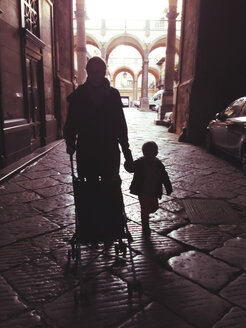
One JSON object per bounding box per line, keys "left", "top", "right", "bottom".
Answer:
{"left": 25, "top": 57, "right": 44, "bottom": 151}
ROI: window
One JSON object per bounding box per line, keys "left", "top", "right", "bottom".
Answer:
{"left": 23, "top": 0, "right": 39, "bottom": 36}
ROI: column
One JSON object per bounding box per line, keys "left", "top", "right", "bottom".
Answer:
{"left": 100, "top": 45, "right": 106, "bottom": 61}
{"left": 76, "top": 0, "right": 87, "bottom": 84}
{"left": 156, "top": 0, "right": 178, "bottom": 122}
{"left": 133, "top": 76, "right": 138, "bottom": 101}
{"left": 100, "top": 20, "right": 106, "bottom": 61}
{"left": 140, "top": 48, "right": 149, "bottom": 111}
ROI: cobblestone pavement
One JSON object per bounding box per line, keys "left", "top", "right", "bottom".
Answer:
{"left": 1, "top": 109, "right": 246, "bottom": 328}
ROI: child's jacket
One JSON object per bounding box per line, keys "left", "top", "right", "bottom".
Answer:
{"left": 126, "top": 157, "right": 173, "bottom": 199}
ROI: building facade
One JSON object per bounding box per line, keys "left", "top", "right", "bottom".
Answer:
{"left": 0, "top": 0, "right": 74, "bottom": 168}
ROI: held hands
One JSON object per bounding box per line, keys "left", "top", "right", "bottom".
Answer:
{"left": 166, "top": 188, "right": 173, "bottom": 196}
{"left": 123, "top": 149, "right": 134, "bottom": 172}
{"left": 66, "top": 144, "right": 76, "bottom": 155}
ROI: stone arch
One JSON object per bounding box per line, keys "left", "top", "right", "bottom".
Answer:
{"left": 86, "top": 33, "right": 102, "bottom": 49}
{"left": 150, "top": 36, "right": 167, "bottom": 52}
{"left": 112, "top": 66, "right": 136, "bottom": 101}
{"left": 112, "top": 66, "right": 135, "bottom": 83}
{"left": 148, "top": 67, "right": 160, "bottom": 85}
{"left": 150, "top": 35, "right": 180, "bottom": 54}
{"left": 74, "top": 33, "right": 101, "bottom": 49}
{"left": 135, "top": 67, "right": 160, "bottom": 87}
{"left": 105, "top": 34, "right": 144, "bottom": 61}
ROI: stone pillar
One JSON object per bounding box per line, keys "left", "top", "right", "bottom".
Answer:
{"left": 140, "top": 48, "right": 149, "bottom": 110}
{"left": 76, "top": 0, "right": 87, "bottom": 84}
{"left": 100, "top": 19, "right": 106, "bottom": 61}
{"left": 156, "top": 0, "right": 178, "bottom": 123}
{"left": 100, "top": 45, "right": 106, "bottom": 61}
{"left": 134, "top": 77, "right": 138, "bottom": 101}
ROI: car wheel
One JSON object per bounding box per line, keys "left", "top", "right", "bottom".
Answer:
{"left": 206, "top": 132, "right": 214, "bottom": 153}
{"left": 241, "top": 147, "right": 246, "bottom": 175}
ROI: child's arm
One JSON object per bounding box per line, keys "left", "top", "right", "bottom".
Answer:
{"left": 160, "top": 164, "right": 173, "bottom": 195}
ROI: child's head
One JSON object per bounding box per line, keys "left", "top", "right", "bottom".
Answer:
{"left": 142, "top": 141, "right": 158, "bottom": 159}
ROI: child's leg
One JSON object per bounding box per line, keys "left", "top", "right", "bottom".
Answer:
{"left": 138, "top": 195, "right": 150, "bottom": 230}
{"left": 148, "top": 196, "right": 159, "bottom": 214}
{"left": 139, "top": 194, "right": 159, "bottom": 233}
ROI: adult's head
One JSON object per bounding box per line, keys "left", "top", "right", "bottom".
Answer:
{"left": 86, "top": 56, "right": 107, "bottom": 86}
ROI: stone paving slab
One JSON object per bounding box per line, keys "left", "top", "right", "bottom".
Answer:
{"left": 148, "top": 209, "right": 187, "bottom": 235}
{"left": 0, "top": 240, "right": 42, "bottom": 272}
{"left": 43, "top": 270, "right": 148, "bottom": 328}
{"left": 125, "top": 221, "right": 184, "bottom": 262}
{"left": 0, "top": 275, "right": 26, "bottom": 322}
{"left": 9, "top": 173, "right": 29, "bottom": 182}
{"left": 125, "top": 203, "right": 141, "bottom": 223}
{"left": 218, "top": 224, "right": 246, "bottom": 237}
{"left": 120, "top": 181, "right": 132, "bottom": 193}
{"left": 118, "top": 301, "right": 193, "bottom": 328}
{"left": 3, "top": 256, "right": 75, "bottom": 305}
{"left": 168, "top": 224, "right": 231, "bottom": 251}
{"left": 228, "top": 194, "right": 246, "bottom": 209}
{"left": 0, "top": 310, "right": 46, "bottom": 328}
{"left": 0, "top": 191, "right": 41, "bottom": 206}
{"left": 35, "top": 184, "right": 73, "bottom": 198}
{"left": 31, "top": 227, "right": 74, "bottom": 253}
{"left": 170, "top": 187, "right": 197, "bottom": 199}
{"left": 0, "top": 216, "right": 60, "bottom": 247}
{"left": 122, "top": 194, "right": 139, "bottom": 206}
{"left": 220, "top": 273, "right": 246, "bottom": 309}
{"left": 16, "top": 177, "right": 60, "bottom": 190}
{"left": 42, "top": 163, "right": 72, "bottom": 175}
{"left": 211, "top": 237, "right": 246, "bottom": 271}
{"left": 168, "top": 250, "right": 240, "bottom": 291}
{"left": 0, "top": 181, "right": 25, "bottom": 194}
{"left": 46, "top": 205, "right": 75, "bottom": 227}
{"left": 213, "top": 306, "right": 246, "bottom": 328}
{"left": 30, "top": 194, "right": 74, "bottom": 213}
{"left": 172, "top": 179, "right": 201, "bottom": 194}
{"left": 115, "top": 254, "right": 230, "bottom": 328}
{"left": 51, "top": 174, "right": 72, "bottom": 184}
{"left": 159, "top": 200, "right": 184, "bottom": 213}
{"left": 22, "top": 169, "right": 61, "bottom": 179}
{"left": 0, "top": 204, "right": 38, "bottom": 224}
{"left": 183, "top": 199, "right": 242, "bottom": 224}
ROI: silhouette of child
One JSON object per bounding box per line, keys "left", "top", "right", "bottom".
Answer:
{"left": 125, "top": 141, "right": 173, "bottom": 234}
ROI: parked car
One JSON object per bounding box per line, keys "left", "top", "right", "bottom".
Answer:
{"left": 133, "top": 100, "right": 140, "bottom": 107}
{"left": 152, "top": 104, "right": 159, "bottom": 112}
{"left": 206, "top": 96, "right": 246, "bottom": 174}
{"left": 149, "top": 97, "right": 156, "bottom": 110}
{"left": 163, "top": 111, "right": 173, "bottom": 126}
{"left": 149, "top": 90, "right": 164, "bottom": 110}
{"left": 121, "top": 96, "right": 129, "bottom": 107}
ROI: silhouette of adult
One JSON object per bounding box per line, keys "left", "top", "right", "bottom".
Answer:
{"left": 64, "top": 56, "right": 133, "bottom": 181}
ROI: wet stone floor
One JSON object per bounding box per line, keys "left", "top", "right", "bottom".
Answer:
{"left": 0, "top": 109, "right": 246, "bottom": 327}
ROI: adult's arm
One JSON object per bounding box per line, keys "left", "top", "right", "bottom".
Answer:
{"left": 63, "top": 103, "right": 78, "bottom": 155}
{"left": 113, "top": 88, "right": 134, "bottom": 164}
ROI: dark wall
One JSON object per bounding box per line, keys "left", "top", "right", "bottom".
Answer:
{"left": 54, "top": 0, "right": 74, "bottom": 137}
{"left": 177, "top": 0, "right": 246, "bottom": 144}
{"left": 175, "top": 0, "right": 200, "bottom": 136}
{"left": 0, "top": 0, "right": 74, "bottom": 167}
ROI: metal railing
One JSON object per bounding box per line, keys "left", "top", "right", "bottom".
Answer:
{"left": 74, "top": 18, "right": 181, "bottom": 36}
